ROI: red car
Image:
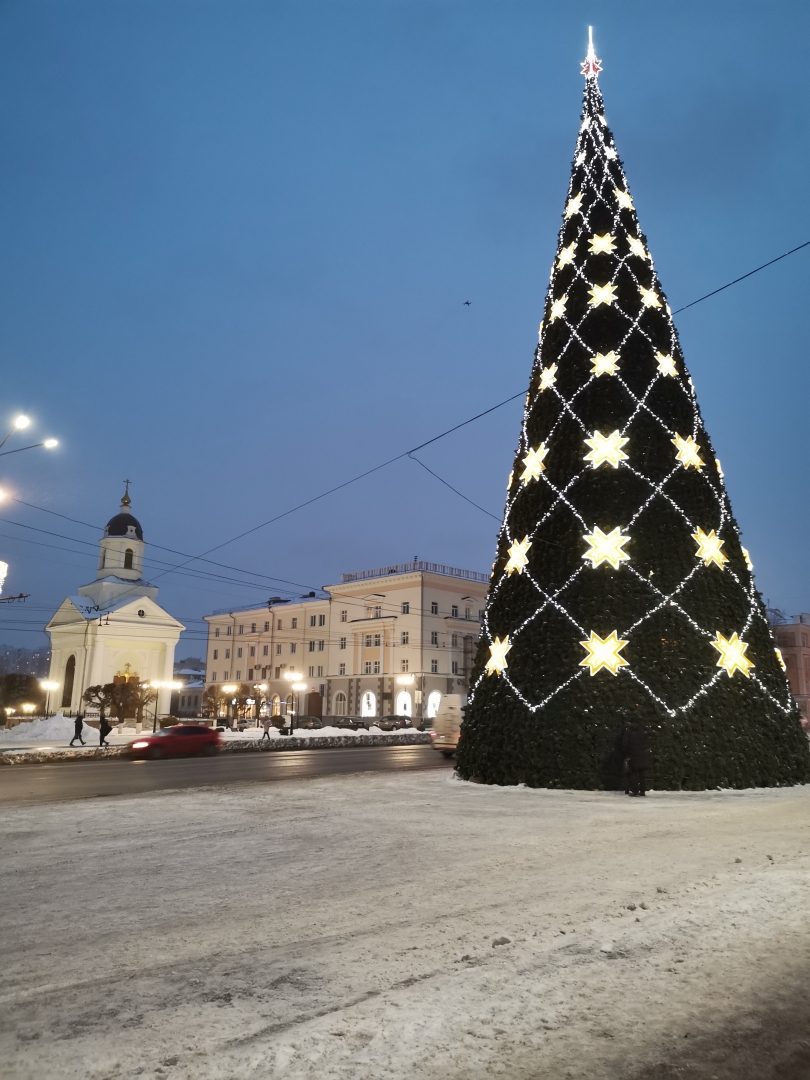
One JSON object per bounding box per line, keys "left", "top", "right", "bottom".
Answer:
{"left": 128, "top": 725, "right": 221, "bottom": 760}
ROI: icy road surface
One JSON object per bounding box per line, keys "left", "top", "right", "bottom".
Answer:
{"left": 2, "top": 773, "right": 810, "bottom": 1079}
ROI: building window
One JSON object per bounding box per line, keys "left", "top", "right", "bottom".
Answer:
{"left": 248, "top": 668, "right": 254, "bottom": 679}
{"left": 274, "top": 667, "right": 281, "bottom": 679}
{"left": 373, "top": 661, "right": 380, "bottom": 674}
{"left": 465, "top": 608, "right": 471, "bottom": 620}
{"left": 291, "top": 618, "right": 298, "bottom": 629}
{"left": 374, "top": 605, "right": 382, "bottom": 619}
{"left": 251, "top": 623, "right": 256, "bottom": 633}
{"left": 262, "top": 645, "right": 268, "bottom": 656}
{"left": 211, "top": 672, "right": 216, "bottom": 682}
{"left": 401, "top": 602, "right": 409, "bottom": 615}
{"left": 334, "top": 692, "right": 347, "bottom": 715}
{"left": 318, "top": 640, "right": 324, "bottom": 652}
{"left": 238, "top": 625, "right": 244, "bottom": 635}
{"left": 339, "top": 637, "right": 346, "bottom": 650}
{"left": 396, "top": 690, "right": 412, "bottom": 717}
{"left": 214, "top": 627, "right": 220, "bottom": 638}
{"left": 290, "top": 643, "right": 296, "bottom": 654}
{"left": 237, "top": 648, "right": 243, "bottom": 658}
{"left": 431, "top": 632, "right": 439, "bottom": 646}
{"left": 318, "top": 613, "right": 326, "bottom": 626}
{"left": 365, "top": 635, "right": 372, "bottom": 648}
{"left": 364, "top": 661, "right": 372, "bottom": 674}
{"left": 226, "top": 626, "right": 232, "bottom": 636}
{"left": 361, "top": 691, "right": 376, "bottom": 718}
{"left": 235, "top": 670, "right": 242, "bottom": 679}
{"left": 213, "top": 649, "right": 218, "bottom": 660}
{"left": 276, "top": 644, "right": 282, "bottom": 655}
{"left": 401, "top": 631, "right": 409, "bottom": 645}
{"left": 431, "top": 659, "right": 439, "bottom": 673}
{"left": 427, "top": 690, "right": 442, "bottom": 718}
{"left": 264, "top": 621, "right": 270, "bottom": 632}
{"left": 277, "top": 619, "right": 282, "bottom": 630}
{"left": 124, "top": 547, "right": 134, "bottom": 570}
{"left": 309, "top": 641, "right": 316, "bottom": 653}
{"left": 308, "top": 666, "right": 314, "bottom": 677}
{"left": 223, "top": 670, "right": 229, "bottom": 680}
{"left": 317, "top": 666, "right": 323, "bottom": 677}
{"left": 249, "top": 646, "right": 255, "bottom": 657}
{"left": 340, "top": 610, "right": 347, "bottom": 622}
{"left": 310, "top": 615, "right": 317, "bottom": 627}
{"left": 401, "top": 659, "right": 409, "bottom": 672}
{"left": 431, "top": 602, "right": 438, "bottom": 615}
{"left": 452, "top": 605, "right": 458, "bottom": 618}
{"left": 339, "top": 663, "right": 346, "bottom": 676}
{"left": 452, "top": 661, "right": 459, "bottom": 674}
{"left": 225, "top": 649, "right": 230, "bottom": 659}
{"left": 373, "top": 634, "right": 381, "bottom": 647}
{"left": 451, "top": 633, "right": 458, "bottom": 647}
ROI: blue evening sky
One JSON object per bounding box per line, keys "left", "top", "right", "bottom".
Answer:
{"left": 0, "top": 1, "right": 807, "bottom": 656}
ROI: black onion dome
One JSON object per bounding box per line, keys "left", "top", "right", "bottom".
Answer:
{"left": 104, "top": 512, "right": 143, "bottom": 541}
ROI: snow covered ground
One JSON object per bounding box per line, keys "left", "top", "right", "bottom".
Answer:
{"left": 2, "top": 772, "right": 810, "bottom": 1079}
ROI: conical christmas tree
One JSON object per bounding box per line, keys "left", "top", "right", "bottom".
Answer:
{"left": 457, "top": 34, "right": 810, "bottom": 791}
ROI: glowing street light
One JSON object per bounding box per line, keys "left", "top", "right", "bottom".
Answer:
{"left": 40, "top": 679, "right": 59, "bottom": 717}
{"left": 14, "top": 415, "right": 29, "bottom": 430}
{"left": 44, "top": 439, "right": 58, "bottom": 449}
{"left": 283, "top": 671, "right": 303, "bottom": 735}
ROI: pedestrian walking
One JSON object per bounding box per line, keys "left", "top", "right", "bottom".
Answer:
{"left": 261, "top": 717, "right": 272, "bottom": 741}
{"left": 69, "top": 714, "right": 86, "bottom": 747}
{"left": 99, "top": 716, "right": 112, "bottom": 748}
{"left": 622, "top": 721, "right": 648, "bottom": 797}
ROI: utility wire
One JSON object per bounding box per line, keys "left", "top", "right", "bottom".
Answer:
{"left": 671, "top": 240, "right": 810, "bottom": 314}
{"left": 408, "top": 453, "right": 501, "bottom": 521}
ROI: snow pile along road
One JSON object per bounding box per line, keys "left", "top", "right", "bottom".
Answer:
{"left": 0, "top": 712, "right": 78, "bottom": 742}
{"left": 2, "top": 773, "right": 810, "bottom": 1079}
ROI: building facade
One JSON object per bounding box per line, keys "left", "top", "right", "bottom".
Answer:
{"left": 772, "top": 613, "right": 810, "bottom": 725}
{"left": 203, "top": 560, "right": 489, "bottom": 723}
{"left": 44, "top": 487, "right": 185, "bottom": 718}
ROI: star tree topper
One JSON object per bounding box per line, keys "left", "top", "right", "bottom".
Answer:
{"left": 580, "top": 26, "right": 602, "bottom": 79}
{"left": 579, "top": 630, "right": 630, "bottom": 676}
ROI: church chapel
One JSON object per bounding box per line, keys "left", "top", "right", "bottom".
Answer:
{"left": 45, "top": 485, "right": 184, "bottom": 717}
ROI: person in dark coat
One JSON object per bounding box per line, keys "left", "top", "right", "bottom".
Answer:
{"left": 98, "top": 717, "right": 113, "bottom": 748}
{"left": 622, "top": 722, "right": 647, "bottom": 797}
{"left": 69, "top": 714, "right": 85, "bottom": 747}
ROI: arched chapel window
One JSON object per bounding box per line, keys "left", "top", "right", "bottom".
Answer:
{"left": 124, "top": 548, "right": 134, "bottom": 570}
{"left": 61, "top": 655, "right": 75, "bottom": 709}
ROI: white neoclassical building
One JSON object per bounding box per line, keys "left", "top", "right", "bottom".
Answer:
{"left": 45, "top": 486, "right": 185, "bottom": 717}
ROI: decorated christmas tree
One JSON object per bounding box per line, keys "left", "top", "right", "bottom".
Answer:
{"left": 457, "top": 33, "right": 810, "bottom": 791}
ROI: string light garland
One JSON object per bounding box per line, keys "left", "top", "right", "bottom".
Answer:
{"left": 458, "top": 29, "right": 807, "bottom": 792}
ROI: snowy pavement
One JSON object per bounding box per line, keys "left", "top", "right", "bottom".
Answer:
{"left": 2, "top": 773, "right": 810, "bottom": 1079}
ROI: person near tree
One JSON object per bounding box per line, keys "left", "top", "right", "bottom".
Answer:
{"left": 622, "top": 722, "right": 647, "bottom": 797}
{"left": 456, "top": 31, "right": 810, "bottom": 792}
{"left": 98, "top": 716, "right": 112, "bottom": 748}
{"left": 69, "top": 714, "right": 85, "bottom": 747}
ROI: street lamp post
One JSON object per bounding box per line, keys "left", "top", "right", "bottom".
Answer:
{"left": 40, "top": 680, "right": 59, "bottom": 718}
{"left": 283, "top": 671, "right": 302, "bottom": 735}
{"left": 253, "top": 683, "right": 268, "bottom": 726}
{"left": 220, "top": 684, "right": 237, "bottom": 728}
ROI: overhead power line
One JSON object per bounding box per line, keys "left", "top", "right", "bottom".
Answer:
{"left": 671, "top": 240, "right": 810, "bottom": 314}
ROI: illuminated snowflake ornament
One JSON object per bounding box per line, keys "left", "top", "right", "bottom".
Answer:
{"left": 459, "top": 30, "right": 810, "bottom": 792}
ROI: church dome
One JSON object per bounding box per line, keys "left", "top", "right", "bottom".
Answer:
{"left": 104, "top": 512, "right": 143, "bottom": 541}
{"left": 104, "top": 483, "right": 143, "bottom": 540}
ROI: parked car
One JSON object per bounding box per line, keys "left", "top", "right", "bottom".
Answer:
{"left": 128, "top": 725, "right": 221, "bottom": 760}
{"left": 328, "top": 715, "right": 366, "bottom": 730}
{"left": 429, "top": 694, "right": 463, "bottom": 757}
{"left": 288, "top": 715, "right": 323, "bottom": 730}
{"left": 375, "top": 715, "right": 412, "bottom": 731}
